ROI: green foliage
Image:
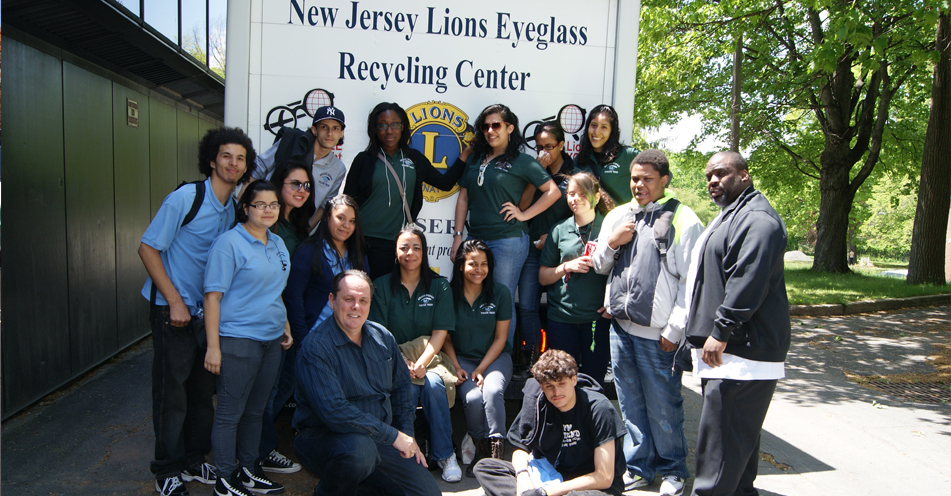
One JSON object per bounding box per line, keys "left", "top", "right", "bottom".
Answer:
{"left": 854, "top": 173, "right": 917, "bottom": 259}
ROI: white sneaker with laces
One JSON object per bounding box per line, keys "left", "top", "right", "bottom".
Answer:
{"left": 623, "top": 470, "right": 650, "bottom": 490}
{"left": 438, "top": 455, "right": 462, "bottom": 483}
{"left": 659, "top": 475, "right": 685, "bottom": 496}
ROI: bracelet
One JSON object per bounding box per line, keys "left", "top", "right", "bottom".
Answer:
{"left": 453, "top": 231, "right": 464, "bottom": 237}
{"left": 515, "top": 468, "right": 530, "bottom": 477}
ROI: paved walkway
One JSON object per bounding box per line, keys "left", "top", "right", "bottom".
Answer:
{"left": 3, "top": 306, "right": 948, "bottom": 495}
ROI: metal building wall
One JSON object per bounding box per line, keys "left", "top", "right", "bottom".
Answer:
{"left": 2, "top": 35, "right": 224, "bottom": 418}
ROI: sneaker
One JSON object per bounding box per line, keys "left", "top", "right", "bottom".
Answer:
{"left": 214, "top": 475, "right": 253, "bottom": 496}
{"left": 259, "top": 450, "right": 301, "bottom": 474}
{"left": 623, "top": 471, "right": 650, "bottom": 490}
{"left": 659, "top": 475, "right": 685, "bottom": 496}
{"left": 156, "top": 475, "right": 189, "bottom": 496}
{"left": 238, "top": 465, "right": 285, "bottom": 494}
{"left": 437, "top": 455, "right": 462, "bottom": 483}
{"left": 181, "top": 462, "right": 218, "bottom": 484}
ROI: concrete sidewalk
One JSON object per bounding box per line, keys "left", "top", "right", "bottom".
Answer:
{"left": 3, "top": 306, "right": 948, "bottom": 495}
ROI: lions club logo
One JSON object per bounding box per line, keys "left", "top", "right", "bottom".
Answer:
{"left": 406, "top": 102, "right": 475, "bottom": 202}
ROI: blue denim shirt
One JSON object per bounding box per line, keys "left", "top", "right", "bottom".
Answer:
{"left": 293, "top": 316, "right": 414, "bottom": 446}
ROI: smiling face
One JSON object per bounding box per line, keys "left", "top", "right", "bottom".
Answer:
{"left": 566, "top": 179, "right": 596, "bottom": 216}
{"left": 375, "top": 110, "right": 403, "bottom": 155}
{"left": 705, "top": 153, "right": 750, "bottom": 208}
{"left": 586, "top": 113, "right": 613, "bottom": 153}
{"left": 396, "top": 231, "right": 424, "bottom": 273}
{"left": 630, "top": 162, "right": 667, "bottom": 206}
{"left": 244, "top": 190, "right": 280, "bottom": 231}
{"left": 327, "top": 204, "right": 356, "bottom": 246}
{"left": 281, "top": 168, "right": 311, "bottom": 211}
{"left": 312, "top": 118, "right": 344, "bottom": 154}
{"left": 540, "top": 375, "right": 578, "bottom": 412}
{"left": 462, "top": 249, "right": 489, "bottom": 287}
{"left": 482, "top": 112, "right": 514, "bottom": 154}
{"left": 210, "top": 143, "right": 248, "bottom": 186}
{"left": 330, "top": 275, "right": 372, "bottom": 336}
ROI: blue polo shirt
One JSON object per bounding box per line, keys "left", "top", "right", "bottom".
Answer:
{"left": 204, "top": 224, "right": 290, "bottom": 341}
{"left": 140, "top": 178, "right": 235, "bottom": 315}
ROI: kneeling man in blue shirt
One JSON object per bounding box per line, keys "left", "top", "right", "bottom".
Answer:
{"left": 292, "top": 270, "right": 440, "bottom": 496}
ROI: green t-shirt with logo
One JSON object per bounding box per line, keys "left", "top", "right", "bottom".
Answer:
{"left": 360, "top": 150, "right": 418, "bottom": 239}
{"left": 578, "top": 146, "right": 638, "bottom": 205}
{"left": 451, "top": 283, "right": 513, "bottom": 360}
{"left": 460, "top": 152, "right": 552, "bottom": 241}
{"left": 539, "top": 212, "right": 608, "bottom": 323}
{"left": 369, "top": 273, "right": 455, "bottom": 344}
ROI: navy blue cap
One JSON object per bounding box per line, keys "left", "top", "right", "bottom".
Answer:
{"left": 313, "top": 106, "right": 345, "bottom": 128}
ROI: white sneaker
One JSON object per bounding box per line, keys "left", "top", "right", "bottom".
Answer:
{"left": 438, "top": 455, "right": 462, "bottom": 483}
{"left": 659, "top": 475, "right": 684, "bottom": 496}
{"left": 623, "top": 470, "right": 650, "bottom": 490}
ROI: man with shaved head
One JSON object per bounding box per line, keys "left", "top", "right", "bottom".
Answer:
{"left": 681, "top": 151, "right": 790, "bottom": 496}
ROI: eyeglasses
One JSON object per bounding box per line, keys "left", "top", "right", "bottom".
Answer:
{"left": 249, "top": 202, "right": 281, "bottom": 210}
{"left": 285, "top": 180, "right": 311, "bottom": 192}
{"left": 376, "top": 122, "right": 403, "bottom": 131}
{"left": 477, "top": 162, "right": 488, "bottom": 186}
{"left": 480, "top": 122, "right": 503, "bottom": 133}
{"left": 536, "top": 143, "right": 558, "bottom": 151}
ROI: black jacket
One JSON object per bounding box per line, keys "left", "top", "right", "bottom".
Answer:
{"left": 273, "top": 126, "right": 317, "bottom": 166}
{"left": 684, "top": 186, "right": 790, "bottom": 363}
{"left": 344, "top": 147, "right": 466, "bottom": 220}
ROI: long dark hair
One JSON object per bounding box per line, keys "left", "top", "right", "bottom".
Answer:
{"left": 450, "top": 239, "right": 495, "bottom": 304}
{"left": 235, "top": 179, "right": 279, "bottom": 226}
{"left": 300, "top": 195, "right": 367, "bottom": 278}
{"left": 389, "top": 224, "right": 439, "bottom": 294}
{"left": 364, "top": 102, "right": 411, "bottom": 156}
{"left": 270, "top": 159, "right": 316, "bottom": 239}
{"left": 577, "top": 104, "right": 623, "bottom": 168}
{"left": 471, "top": 104, "right": 526, "bottom": 164}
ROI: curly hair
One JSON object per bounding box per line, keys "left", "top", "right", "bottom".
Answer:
{"left": 197, "top": 127, "right": 257, "bottom": 182}
{"left": 471, "top": 104, "right": 527, "bottom": 164}
{"left": 364, "top": 102, "right": 411, "bottom": 155}
{"left": 531, "top": 349, "right": 578, "bottom": 384}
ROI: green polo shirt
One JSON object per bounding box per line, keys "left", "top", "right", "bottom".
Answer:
{"left": 539, "top": 212, "right": 609, "bottom": 323}
{"left": 369, "top": 273, "right": 454, "bottom": 344}
{"left": 451, "top": 283, "right": 513, "bottom": 360}
{"left": 459, "top": 152, "right": 551, "bottom": 241}
{"left": 360, "top": 150, "right": 418, "bottom": 239}
{"left": 578, "top": 146, "right": 638, "bottom": 205}
{"left": 528, "top": 156, "right": 575, "bottom": 254}
{"left": 273, "top": 218, "right": 301, "bottom": 257}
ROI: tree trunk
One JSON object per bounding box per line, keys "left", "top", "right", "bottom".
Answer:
{"left": 812, "top": 146, "right": 854, "bottom": 273}
{"left": 908, "top": 13, "right": 951, "bottom": 285}
{"left": 730, "top": 35, "right": 743, "bottom": 152}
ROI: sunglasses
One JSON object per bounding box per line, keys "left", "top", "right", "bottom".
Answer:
{"left": 285, "top": 180, "right": 312, "bottom": 192}
{"left": 480, "top": 122, "right": 505, "bottom": 133}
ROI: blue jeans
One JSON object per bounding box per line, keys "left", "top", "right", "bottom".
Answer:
{"left": 456, "top": 354, "right": 512, "bottom": 439}
{"left": 547, "top": 318, "right": 611, "bottom": 388}
{"left": 409, "top": 371, "right": 454, "bottom": 462}
{"left": 516, "top": 249, "right": 542, "bottom": 348}
{"left": 259, "top": 341, "right": 299, "bottom": 458}
{"left": 610, "top": 323, "right": 689, "bottom": 481}
{"left": 294, "top": 429, "right": 441, "bottom": 496}
{"left": 484, "top": 232, "right": 529, "bottom": 347}
{"left": 149, "top": 305, "right": 215, "bottom": 478}
{"left": 212, "top": 336, "right": 283, "bottom": 477}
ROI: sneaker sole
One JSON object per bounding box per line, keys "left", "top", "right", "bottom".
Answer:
{"left": 442, "top": 475, "right": 462, "bottom": 483}
{"left": 181, "top": 473, "right": 216, "bottom": 485}
{"left": 260, "top": 464, "right": 301, "bottom": 474}
{"left": 243, "top": 485, "right": 285, "bottom": 495}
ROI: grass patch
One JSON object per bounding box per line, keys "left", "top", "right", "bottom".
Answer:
{"left": 784, "top": 261, "right": 951, "bottom": 305}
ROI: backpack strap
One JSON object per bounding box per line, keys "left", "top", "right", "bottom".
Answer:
{"left": 653, "top": 198, "right": 680, "bottom": 268}
{"left": 180, "top": 180, "right": 205, "bottom": 227}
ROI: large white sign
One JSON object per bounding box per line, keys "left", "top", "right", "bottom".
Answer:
{"left": 226, "top": 0, "right": 640, "bottom": 273}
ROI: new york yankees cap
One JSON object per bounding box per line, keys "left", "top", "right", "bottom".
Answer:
{"left": 313, "top": 106, "right": 345, "bottom": 128}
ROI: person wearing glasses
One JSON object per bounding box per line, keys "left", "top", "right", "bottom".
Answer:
{"left": 203, "top": 180, "right": 293, "bottom": 496}
{"left": 576, "top": 105, "right": 639, "bottom": 205}
{"left": 515, "top": 121, "right": 576, "bottom": 362}
{"left": 252, "top": 106, "right": 347, "bottom": 231}
{"left": 451, "top": 104, "right": 561, "bottom": 348}
{"left": 345, "top": 102, "right": 470, "bottom": 279}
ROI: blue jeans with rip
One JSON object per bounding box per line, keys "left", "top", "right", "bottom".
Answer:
{"left": 483, "top": 232, "right": 529, "bottom": 347}
{"left": 409, "top": 371, "right": 455, "bottom": 462}
{"left": 516, "top": 249, "right": 542, "bottom": 349}
{"left": 294, "top": 429, "right": 441, "bottom": 496}
{"left": 610, "top": 322, "right": 689, "bottom": 482}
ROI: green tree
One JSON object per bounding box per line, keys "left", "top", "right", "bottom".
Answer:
{"left": 635, "top": 0, "right": 937, "bottom": 273}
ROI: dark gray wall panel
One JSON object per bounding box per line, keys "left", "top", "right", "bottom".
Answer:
{"left": 149, "top": 99, "right": 179, "bottom": 217}
{"left": 177, "top": 110, "right": 201, "bottom": 183}
{"left": 113, "top": 84, "right": 151, "bottom": 348}
{"left": 63, "top": 62, "right": 118, "bottom": 372}
{"left": 1, "top": 39, "right": 71, "bottom": 416}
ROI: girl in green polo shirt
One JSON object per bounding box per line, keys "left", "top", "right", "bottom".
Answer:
{"left": 367, "top": 225, "right": 463, "bottom": 483}
{"left": 444, "top": 239, "right": 512, "bottom": 477}
{"left": 268, "top": 160, "right": 315, "bottom": 257}
{"left": 575, "top": 104, "right": 639, "bottom": 206}
{"left": 538, "top": 172, "right": 616, "bottom": 387}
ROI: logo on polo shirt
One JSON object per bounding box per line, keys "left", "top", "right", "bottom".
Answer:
{"left": 400, "top": 158, "right": 416, "bottom": 169}
{"left": 493, "top": 161, "right": 513, "bottom": 172}
{"left": 479, "top": 303, "right": 497, "bottom": 315}
{"left": 418, "top": 294, "right": 435, "bottom": 307}
{"left": 317, "top": 172, "right": 333, "bottom": 187}
{"left": 406, "top": 101, "right": 474, "bottom": 202}
{"left": 603, "top": 162, "right": 621, "bottom": 174}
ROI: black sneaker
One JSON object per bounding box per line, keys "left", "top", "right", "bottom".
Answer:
{"left": 214, "top": 474, "right": 253, "bottom": 496}
{"left": 181, "top": 462, "right": 218, "bottom": 484}
{"left": 238, "top": 465, "right": 285, "bottom": 494}
{"left": 156, "top": 474, "right": 189, "bottom": 496}
{"left": 259, "top": 449, "right": 301, "bottom": 474}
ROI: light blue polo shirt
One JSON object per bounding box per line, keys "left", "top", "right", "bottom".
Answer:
{"left": 204, "top": 224, "right": 290, "bottom": 341}
{"left": 140, "top": 178, "right": 234, "bottom": 315}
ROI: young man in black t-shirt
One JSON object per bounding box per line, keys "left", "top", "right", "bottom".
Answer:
{"left": 474, "top": 350, "right": 627, "bottom": 496}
